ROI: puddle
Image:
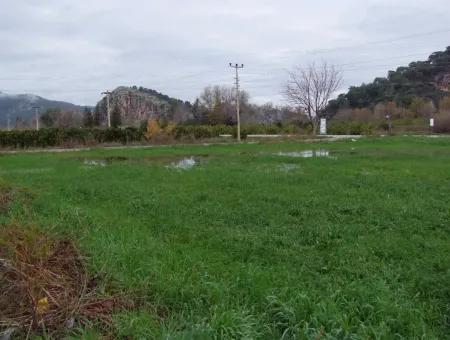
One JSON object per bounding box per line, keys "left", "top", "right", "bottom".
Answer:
{"left": 168, "top": 157, "right": 197, "bottom": 170}
{"left": 77, "top": 155, "right": 210, "bottom": 165}
{"left": 77, "top": 155, "right": 209, "bottom": 170}
{"left": 79, "top": 156, "right": 129, "bottom": 167}
{"left": 83, "top": 159, "right": 107, "bottom": 167}
{"left": 276, "top": 150, "right": 330, "bottom": 158}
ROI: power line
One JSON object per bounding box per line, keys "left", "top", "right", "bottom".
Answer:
{"left": 336, "top": 52, "right": 434, "bottom": 67}
{"left": 311, "top": 28, "right": 450, "bottom": 55}
{"left": 341, "top": 62, "right": 450, "bottom": 72}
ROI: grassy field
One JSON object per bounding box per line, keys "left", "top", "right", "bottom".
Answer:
{"left": 1, "top": 137, "right": 449, "bottom": 339}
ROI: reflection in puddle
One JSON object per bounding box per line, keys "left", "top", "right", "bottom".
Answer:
{"left": 168, "top": 157, "right": 197, "bottom": 170}
{"left": 77, "top": 155, "right": 209, "bottom": 170}
{"left": 276, "top": 150, "right": 330, "bottom": 158}
{"left": 80, "top": 156, "right": 129, "bottom": 167}
{"left": 83, "top": 159, "right": 107, "bottom": 167}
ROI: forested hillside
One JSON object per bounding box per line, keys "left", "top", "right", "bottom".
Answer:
{"left": 0, "top": 92, "right": 82, "bottom": 128}
{"left": 328, "top": 46, "right": 450, "bottom": 114}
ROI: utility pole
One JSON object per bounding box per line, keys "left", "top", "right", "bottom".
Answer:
{"left": 229, "top": 63, "right": 244, "bottom": 141}
{"left": 6, "top": 113, "right": 11, "bottom": 131}
{"left": 101, "top": 91, "right": 112, "bottom": 128}
{"left": 32, "top": 106, "right": 40, "bottom": 130}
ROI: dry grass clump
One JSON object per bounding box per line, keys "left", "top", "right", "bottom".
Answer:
{"left": 0, "top": 226, "right": 127, "bottom": 337}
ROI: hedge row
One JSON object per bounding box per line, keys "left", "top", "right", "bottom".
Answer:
{"left": 433, "top": 117, "right": 450, "bottom": 133}
{"left": 173, "top": 124, "right": 309, "bottom": 139}
{"left": 4, "top": 121, "right": 421, "bottom": 149}
{"left": 329, "top": 119, "right": 450, "bottom": 135}
{"left": 328, "top": 122, "right": 376, "bottom": 135}
{"left": 0, "top": 124, "right": 315, "bottom": 148}
{"left": 0, "top": 128, "right": 145, "bottom": 148}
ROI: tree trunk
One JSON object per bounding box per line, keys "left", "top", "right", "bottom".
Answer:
{"left": 311, "top": 119, "right": 319, "bottom": 135}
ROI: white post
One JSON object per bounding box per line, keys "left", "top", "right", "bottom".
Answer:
{"left": 320, "top": 118, "right": 327, "bottom": 135}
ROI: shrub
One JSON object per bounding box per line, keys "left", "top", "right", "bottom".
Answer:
{"left": 433, "top": 115, "right": 450, "bottom": 133}
{"left": 0, "top": 128, "right": 145, "bottom": 149}
{"left": 328, "top": 122, "right": 375, "bottom": 135}
{"left": 145, "top": 119, "right": 161, "bottom": 140}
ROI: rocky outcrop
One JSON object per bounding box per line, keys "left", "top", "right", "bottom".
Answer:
{"left": 98, "top": 86, "right": 191, "bottom": 125}
{"left": 436, "top": 73, "right": 450, "bottom": 92}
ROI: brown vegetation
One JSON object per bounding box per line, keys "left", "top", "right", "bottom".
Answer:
{"left": 0, "top": 226, "right": 129, "bottom": 337}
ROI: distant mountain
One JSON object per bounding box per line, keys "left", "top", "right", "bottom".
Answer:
{"left": 0, "top": 92, "right": 83, "bottom": 127}
{"left": 95, "top": 86, "right": 192, "bottom": 125}
{"left": 328, "top": 46, "right": 450, "bottom": 114}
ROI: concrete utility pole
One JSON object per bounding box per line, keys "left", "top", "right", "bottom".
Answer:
{"left": 7, "top": 113, "right": 11, "bottom": 131}
{"left": 101, "top": 91, "right": 112, "bottom": 128}
{"left": 32, "top": 106, "right": 40, "bottom": 130}
{"left": 229, "top": 63, "right": 244, "bottom": 141}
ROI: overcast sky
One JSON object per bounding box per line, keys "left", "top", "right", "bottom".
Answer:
{"left": 0, "top": 0, "right": 449, "bottom": 105}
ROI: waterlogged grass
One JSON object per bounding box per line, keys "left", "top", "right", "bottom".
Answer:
{"left": 1, "top": 137, "right": 449, "bottom": 339}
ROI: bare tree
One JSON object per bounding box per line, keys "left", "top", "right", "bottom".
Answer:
{"left": 198, "top": 85, "right": 250, "bottom": 125}
{"left": 284, "top": 62, "right": 342, "bottom": 134}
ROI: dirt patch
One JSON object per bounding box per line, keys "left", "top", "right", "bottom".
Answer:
{"left": 0, "top": 226, "right": 130, "bottom": 337}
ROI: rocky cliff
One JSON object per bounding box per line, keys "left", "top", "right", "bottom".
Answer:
{"left": 96, "top": 86, "right": 192, "bottom": 125}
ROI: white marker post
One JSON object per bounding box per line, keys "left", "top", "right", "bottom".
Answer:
{"left": 320, "top": 118, "right": 327, "bottom": 135}
{"left": 430, "top": 118, "right": 434, "bottom": 127}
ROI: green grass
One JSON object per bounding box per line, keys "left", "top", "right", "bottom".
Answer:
{"left": 1, "top": 137, "right": 449, "bottom": 339}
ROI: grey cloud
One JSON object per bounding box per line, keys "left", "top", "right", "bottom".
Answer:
{"left": 0, "top": 0, "right": 449, "bottom": 105}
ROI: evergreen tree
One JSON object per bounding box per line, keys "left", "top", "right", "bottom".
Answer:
{"left": 82, "top": 107, "right": 94, "bottom": 128}
{"left": 93, "top": 103, "right": 104, "bottom": 126}
{"left": 40, "top": 108, "right": 60, "bottom": 128}
{"left": 111, "top": 105, "right": 122, "bottom": 128}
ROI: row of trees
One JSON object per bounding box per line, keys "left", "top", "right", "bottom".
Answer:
{"left": 333, "top": 97, "right": 450, "bottom": 123}
{"left": 189, "top": 85, "right": 300, "bottom": 126}
{"left": 176, "top": 62, "right": 344, "bottom": 134}
{"left": 36, "top": 104, "right": 123, "bottom": 130}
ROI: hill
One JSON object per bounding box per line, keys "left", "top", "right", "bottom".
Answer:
{"left": 328, "top": 46, "right": 450, "bottom": 114}
{"left": 95, "top": 86, "right": 192, "bottom": 125}
{"left": 0, "top": 92, "right": 83, "bottom": 127}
